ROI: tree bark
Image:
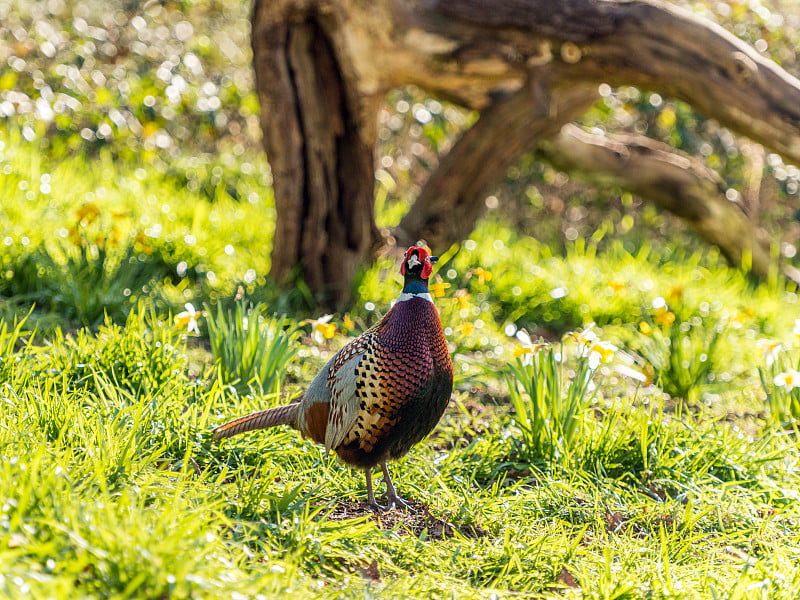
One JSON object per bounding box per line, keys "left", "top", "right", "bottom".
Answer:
{"left": 251, "top": 0, "right": 800, "bottom": 303}
{"left": 395, "top": 85, "right": 775, "bottom": 280}
{"left": 394, "top": 80, "right": 597, "bottom": 250}
{"left": 399, "top": 0, "right": 800, "bottom": 161}
{"left": 252, "top": 3, "right": 379, "bottom": 308}
{"left": 538, "top": 124, "right": 774, "bottom": 278}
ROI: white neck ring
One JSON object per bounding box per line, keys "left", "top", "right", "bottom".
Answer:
{"left": 397, "top": 292, "right": 433, "bottom": 303}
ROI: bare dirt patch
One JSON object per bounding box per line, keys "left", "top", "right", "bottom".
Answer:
{"left": 326, "top": 498, "right": 488, "bottom": 540}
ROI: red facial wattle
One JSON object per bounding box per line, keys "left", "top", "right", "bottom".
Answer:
{"left": 420, "top": 257, "right": 433, "bottom": 279}
{"left": 400, "top": 246, "right": 433, "bottom": 279}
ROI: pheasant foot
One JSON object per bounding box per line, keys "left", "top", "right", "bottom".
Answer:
{"left": 381, "top": 461, "right": 412, "bottom": 511}
{"left": 364, "top": 463, "right": 413, "bottom": 511}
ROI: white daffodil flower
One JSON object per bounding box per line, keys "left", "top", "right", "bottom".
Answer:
{"left": 774, "top": 370, "right": 800, "bottom": 391}
{"left": 175, "top": 302, "right": 201, "bottom": 335}
{"left": 514, "top": 330, "right": 547, "bottom": 366}
{"left": 756, "top": 339, "right": 783, "bottom": 368}
{"left": 588, "top": 340, "right": 617, "bottom": 370}
{"left": 310, "top": 314, "right": 336, "bottom": 344}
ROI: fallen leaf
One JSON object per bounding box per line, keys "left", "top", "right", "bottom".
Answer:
{"left": 556, "top": 565, "right": 579, "bottom": 589}
{"left": 358, "top": 559, "right": 380, "bottom": 582}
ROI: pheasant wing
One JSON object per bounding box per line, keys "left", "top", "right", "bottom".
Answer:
{"left": 323, "top": 335, "right": 369, "bottom": 452}
{"left": 345, "top": 335, "right": 436, "bottom": 453}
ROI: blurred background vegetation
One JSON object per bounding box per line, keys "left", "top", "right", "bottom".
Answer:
{"left": 1, "top": 0, "right": 799, "bottom": 271}
{"left": 2, "top": 0, "right": 798, "bottom": 406}
{"left": 0, "top": 0, "right": 799, "bottom": 332}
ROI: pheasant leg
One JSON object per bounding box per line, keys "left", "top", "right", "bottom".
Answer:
{"left": 365, "top": 467, "right": 379, "bottom": 509}
{"left": 364, "top": 463, "right": 411, "bottom": 510}
{"left": 381, "top": 461, "right": 410, "bottom": 510}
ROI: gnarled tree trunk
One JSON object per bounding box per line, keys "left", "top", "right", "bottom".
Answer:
{"left": 538, "top": 124, "right": 774, "bottom": 277}
{"left": 252, "top": 9, "right": 379, "bottom": 307}
{"left": 252, "top": 0, "right": 800, "bottom": 306}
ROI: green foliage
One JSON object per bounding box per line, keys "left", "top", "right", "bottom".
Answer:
{"left": 4, "top": 1, "right": 800, "bottom": 596}
{"left": 44, "top": 303, "right": 186, "bottom": 397}
{"left": 757, "top": 339, "right": 800, "bottom": 424}
{"left": 2, "top": 245, "right": 800, "bottom": 598}
{"left": 506, "top": 340, "right": 596, "bottom": 466}
{"left": 623, "top": 298, "right": 728, "bottom": 401}
{"left": 0, "top": 131, "right": 275, "bottom": 327}
{"left": 0, "top": 307, "right": 35, "bottom": 382}
{"left": 580, "top": 395, "right": 787, "bottom": 489}
{"left": 0, "top": 0, "right": 258, "bottom": 165}
{"left": 3, "top": 135, "right": 800, "bottom": 595}
{"left": 5, "top": 240, "right": 155, "bottom": 326}
{"left": 205, "top": 300, "right": 301, "bottom": 394}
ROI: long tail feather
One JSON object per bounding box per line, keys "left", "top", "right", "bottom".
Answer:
{"left": 213, "top": 403, "right": 299, "bottom": 441}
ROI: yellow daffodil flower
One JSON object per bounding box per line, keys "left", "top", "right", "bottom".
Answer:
{"left": 654, "top": 309, "right": 675, "bottom": 327}
{"left": 591, "top": 341, "right": 616, "bottom": 363}
{"left": 474, "top": 267, "right": 492, "bottom": 284}
{"left": 513, "top": 345, "right": 532, "bottom": 358}
{"left": 514, "top": 330, "right": 547, "bottom": 365}
{"left": 309, "top": 314, "right": 336, "bottom": 344}
{"left": 75, "top": 202, "right": 100, "bottom": 225}
{"left": 667, "top": 286, "right": 683, "bottom": 302}
{"left": 430, "top": 276, "right": 451, "bottom": 298}
{"left": 453, "top": 289, "right": 469, "bottom": 310}
{"left": 608, "top": 280, "right": 624, "bottom": 292}
{"left": 459, "top": 322, "right": 475, "bottom": 336}
{"left": 730, "top": 310, "right": 745, "bottom": 329}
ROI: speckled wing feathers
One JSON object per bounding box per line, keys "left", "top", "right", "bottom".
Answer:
{"left": 344, "top": 330, "right": 435, "bottom": 452}
{"left": 323, "top": 335, "right": 368, "bottom": 452}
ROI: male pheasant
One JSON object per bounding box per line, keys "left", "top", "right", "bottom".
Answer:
{"left": 212, "top": 246, "right": 454, "bottom": 509}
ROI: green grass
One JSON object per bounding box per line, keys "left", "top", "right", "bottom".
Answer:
{"left": 506, "top": 338, "right": 599, "bottom": 466}
{"left": 0, "top": 128, "right": 277, "bottom": 330}
{"left": 3, "top": 0, "right": 800, "bottom": 595}
{"left": 2, "top": 133, "right": 800, "bottom": 598}
{"left": 205, "top": 299, "right": 301, "bottom": 395}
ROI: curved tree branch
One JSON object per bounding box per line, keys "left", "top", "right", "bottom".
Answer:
{"left": 394, "top": 84, "right": 775, "bottom": 279}
{"left": 393, "top": 78, "right": 597, "bottom": 249}
{"left": 386, "top": 0, "right": 800, "bottom": 162}
{"left": 538, "top": 124, "right": 774, "bottom": 278}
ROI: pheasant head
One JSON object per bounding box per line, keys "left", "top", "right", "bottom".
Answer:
{"left": 399, "top": 246, "right": 438, "bottom": 296}
{"left": 400, "top": 246, "right": 437, "bottom": 278}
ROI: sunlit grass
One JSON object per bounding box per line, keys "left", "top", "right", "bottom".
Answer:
{"left": 205, "top": 299, "right": 301, "bottom": 394}
{"left": 0, "top": 130, "right": 275, "bottom": 330}
{"left": 1, "top": 132, "right": 800, "bottom": 598}
{"left": 2, "top": 0, "right": 800, "bottom": 593}
{"left": 506, "top": 335, "right": 598, "bottom": 466}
